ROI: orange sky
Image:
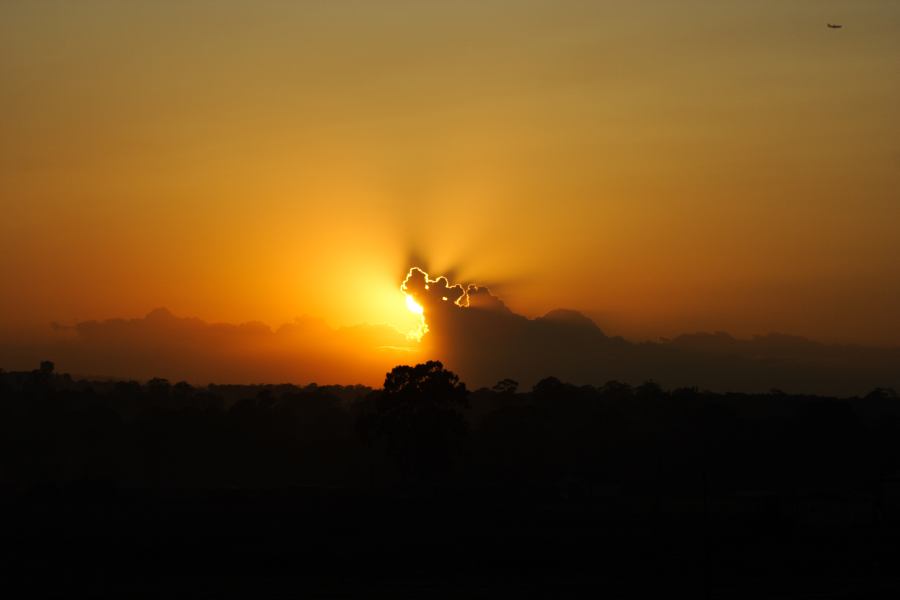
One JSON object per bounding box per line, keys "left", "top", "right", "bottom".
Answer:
{"left": 2, "top": 1, "right": 899, "bottom": 378}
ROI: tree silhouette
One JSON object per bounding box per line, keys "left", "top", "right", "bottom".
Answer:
{"left": 492, "top": 378, "right": 519, "bottom": 395}
{"left": 364, "top": 361, "right": 469, "bottom": 481}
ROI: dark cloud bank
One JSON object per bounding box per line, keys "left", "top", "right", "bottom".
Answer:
{"left": 3, "top": 270, "right": 898, "bottom": 395}
{"left": 403, "top": 268, "right": 900, "bottom": 396}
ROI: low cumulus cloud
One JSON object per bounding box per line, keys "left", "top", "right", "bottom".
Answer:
{"left": 402, "top": 268, "right": 900, "bottom": 396}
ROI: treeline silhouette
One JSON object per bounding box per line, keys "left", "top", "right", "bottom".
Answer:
{"left": 3, "top": 360, "right": 900, "bottom": 597}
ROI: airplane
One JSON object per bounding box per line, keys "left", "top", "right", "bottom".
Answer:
{"left": 827, "top": 23, "right": 843, "bottom": 29}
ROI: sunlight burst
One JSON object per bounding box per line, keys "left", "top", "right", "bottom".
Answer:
{"left": 405, "top": 294, "right": 424, "bottom": 315}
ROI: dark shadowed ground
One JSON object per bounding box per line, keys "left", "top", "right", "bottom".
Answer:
{"left": 4, "top": 362, "right": 900, "bottom": 598}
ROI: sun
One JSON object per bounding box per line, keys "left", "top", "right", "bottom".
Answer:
{"left": 405, "top": 294, "right": 424, "bottom": 315}
{"left": 400, "top": 268, "right": 429, "bottom": 341}
{"left": 403, "top": 292, "right": 428, "bottom": 341}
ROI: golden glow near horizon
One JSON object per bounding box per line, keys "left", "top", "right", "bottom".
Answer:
{"left": 2, "top": 0, "right": 900, "bottom": 366}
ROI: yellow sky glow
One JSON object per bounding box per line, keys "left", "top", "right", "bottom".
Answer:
{"left": 2, "top": 1, "right": 900, "bottom": 376}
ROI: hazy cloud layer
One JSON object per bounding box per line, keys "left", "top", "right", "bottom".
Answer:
{"left": 2, "top": 308, "right": 420, "bottom": 386}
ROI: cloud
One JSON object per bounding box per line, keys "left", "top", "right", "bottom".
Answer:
{"left": 402, "top": 268, "right": 900, "bottom": 396}
{"left": 3, "top": 270, "right": 898, "bottom": 395}
{"left": 402, "top": 267, "right": 468, "bottom": 307}
{"left": 2, "top": 308, "right": 421, "bottom": 386}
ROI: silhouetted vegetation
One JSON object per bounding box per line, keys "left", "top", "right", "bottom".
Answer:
{"left": 4, "top": 361, "right": 900, "bottom": 597}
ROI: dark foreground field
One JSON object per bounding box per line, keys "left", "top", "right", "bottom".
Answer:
{"left": 4, "top": 362, "right": 900, "bottom": 598}
{"left": 8, "top": 484, "right": 900, "bottom": 598}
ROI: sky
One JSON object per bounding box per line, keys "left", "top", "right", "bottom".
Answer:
{"left": 2, "top": 1, "right": 900, "bottom": 383}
